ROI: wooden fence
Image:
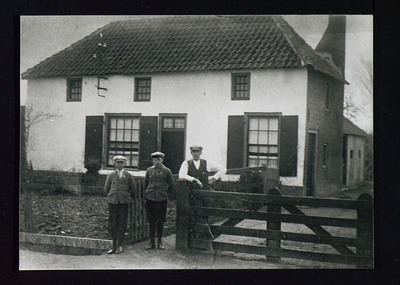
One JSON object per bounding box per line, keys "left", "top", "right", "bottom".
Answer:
{"left": 175, "top": 180, "right": 373, "bottom": 268}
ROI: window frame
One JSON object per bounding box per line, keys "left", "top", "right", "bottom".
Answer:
{"left": 244, "top": 112, "right": 281, "bottom": 168}
{"left": 103, "top": 113, "right": 141, "bottom": 169}
{"left": 134, "top": 77, "right": 152, "bottom": 102}
{"left": 322, "top": 143, "right": 328, "bottom": 167}
{"left": 66, "top": 78, "right": 82, "bottom": 102}
{"left": 231, "top": 73, "right": 251, "bottom": 100}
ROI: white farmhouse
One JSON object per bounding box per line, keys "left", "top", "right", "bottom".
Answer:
{"left": 22, "top": 15, "right": 349, "bottom": 197}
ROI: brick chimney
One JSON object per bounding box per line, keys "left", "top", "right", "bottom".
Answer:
{"left": 315, "top": 15, "right": 346, "bottom": 76}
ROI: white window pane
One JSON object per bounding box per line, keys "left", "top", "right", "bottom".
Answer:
{"left": 110, "top": 130, "right": 116, "bottom": 141}
{"left": 258, "top": 157, "right": 268, "bottom": 167}
{"left": 110, "top": 118, "right": 117, "bottom": 129}
{"left": 175, "top": 118, "right": 185, "bottom": 128}
{"left": 108, "top": 155, "right": 114, "bottom": 165}
{"left": 117, "top": 119, "right": 124, "bottom": 129}
{"left": 269, "top": 132, "right": 278, "bottom": 144}
{"left": 248, "top": 156, "right": 257, "bottom": 167}
{"left": 124, "top": 155, "right": 131, "bottom": 166}
{"left": 132, "top": 130, "right": 139, "bottom": 142}
{"left": 124, "top": 118, "right": 132, "bottom": 129}
{"left": 269, "top": 146, "right": 278, "bottom": 154}
{"left": 124, "top": 130, "right": 132, "bottom": 141}
{"left": 164, "top": 118, "right": 174, "bottom": 128}
{"left": 249, "top": 146, "right": 258, "bottom": 153}
{"left": 259, "top": 118, "right": 269, "bottom": 130}
{"left": 117, "top": 130, "right": 124, "bottom": 141}
{"left": 259, "top": 146, "right": 268, "bottom": 153}
{"left": 269, "top": 118, "right": 279, "bottom": 130}
{"left": 259, "top": 131, "right": 268, "bottom": 144}
{"left": 116, "top": 142, "right": 124, "bottom": 149}
{"left": 268, "top": 157, "right": 278, "bottom": 168}
{"left": 131, "top": 155, "right": 139, "bottom": 167}
{"left": 248, "top": 131, "right": 258, "bottom": 144}
{"left": 132, "top": 118, "right": 140, "bottom": 129}
{"left": 249, "top": 118, "right": 258, "bottom": 130}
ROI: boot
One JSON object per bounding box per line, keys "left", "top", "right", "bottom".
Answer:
{"left": 157, "top": 239, "right": 165, "bottom": 250}
{"left": 146, "top": 238, "right": 156, "bottom": 250}
{"left": 108, "top": 239, "right": 117, "bottom": 254}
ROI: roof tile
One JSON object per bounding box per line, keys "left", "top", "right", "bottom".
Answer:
{"left": 21, "top": 15, "right": 345, "bottom": 83}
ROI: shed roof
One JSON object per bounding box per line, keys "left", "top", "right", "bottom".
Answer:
{"left": 21, "top": 15, "right": 346, "bottom": 83}
{"left": 343, "top": 117, "right": 368, "bottom": 137}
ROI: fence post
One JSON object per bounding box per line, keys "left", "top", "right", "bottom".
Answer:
{"left": 263, "top": 167, "right": 280, "bottom": 194}
{"left": 266, "top": 187, "right": 281, "bottom": 262}
{"left": 356, "top": 193, "right": 373, "bottom": 268}
{"left": 175, "top": 180, "right": 191, "bottom": 252}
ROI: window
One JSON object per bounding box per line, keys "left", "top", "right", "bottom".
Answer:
{"left": 67, "top": 78, "right": 82, "bottom": 101}
{"left": 325, "top": 82, "right": 331, "bottom": 110}
{"left": 232, "top": 73, "right": 250, "bottom": 100}
{"left": 135, "top": 78, "right": 151, "bottom": 101}
{"left": 162, "top": 117, "right": 185, "bottom": 129}
{"left": 247, "top": 116, "right": 279, "bottom": 168}
{"left": 322, "top": 144, "right": 328, "bottom": 167}
{"left": 359, "top": 150, "right": 361, "bottom": 158}
{"left": 227, "top": 114, "right": 298, "bottom": 176}
{"left": 107, "top": 116, "right": 140, "bottom": 168}
{"left": 350, "top": 150, "right": 353, "bottom": 159}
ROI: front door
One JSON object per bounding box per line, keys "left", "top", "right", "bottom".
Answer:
{"left": 160, "top": 116, "right": 186, "bottom": 174}
{"left": 306, "top": 132, "right": 317, "bottom": 196}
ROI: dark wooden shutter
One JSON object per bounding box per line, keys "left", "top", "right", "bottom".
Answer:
{"left": 227, "top": 115, "right": 245, "bottom": 169}
{"left": 139, "top": 116, "right": 158, "bottom": 170}
{"left": 84, "top": 116, "right": 104, "bottom": 166}
{"left": 279, "top": 115, "right": 298, "bottom": 176}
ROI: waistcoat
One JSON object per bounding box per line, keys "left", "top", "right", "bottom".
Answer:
{"left": 187, "top": 159, "right": 210, "bottom": 190}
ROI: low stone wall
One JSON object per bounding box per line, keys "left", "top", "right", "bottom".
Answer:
{"left": 20, "top": 232, "right": 112, "bottom": 255}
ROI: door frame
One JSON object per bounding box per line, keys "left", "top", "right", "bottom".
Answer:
{"left": 158, "top": 113, "right": 187, "bottom": 160}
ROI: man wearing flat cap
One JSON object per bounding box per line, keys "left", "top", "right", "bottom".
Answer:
{"left": 144, "top": 152, "right": 175, "bottom": 250}
{"left": 179, "top": 145, "right": 227, "bottom": 190}
{"left": 104, "top": 155, "right": 136, "bottom": 254}
{"left": 179, "top": 145, "right": 227, "bottom": 249}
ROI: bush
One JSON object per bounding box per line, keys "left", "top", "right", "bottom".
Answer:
{"left": 237, "top": 171, "right": 264, "bottom": 194}
{"left": 82, "top": 159, "right": 102, "bottom": 186}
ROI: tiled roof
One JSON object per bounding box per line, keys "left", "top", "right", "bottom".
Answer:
{"left": 21, "top": 15, "right": 346, "bottom": 83}
{"left": 343, "top": 117, "right": 368, "bottom": 137}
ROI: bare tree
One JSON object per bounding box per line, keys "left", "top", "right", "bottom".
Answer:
{"left": 20, "top": 106, "right": 62, "bottom": 232}
{"left": 22, "top": 106, "right": 63, "bottom": 154}
{"left": 344, "top": 57, "right": 373, "bottom": 125}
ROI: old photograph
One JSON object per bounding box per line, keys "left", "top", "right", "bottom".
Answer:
{"left": 19, "top": 15, "right": 373, "bottom": 270}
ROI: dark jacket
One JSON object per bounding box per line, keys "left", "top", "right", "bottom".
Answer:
{"left": 104, "top": 170, "right": 136, "bottom": 204}
{"left": 144, "top": 165, "right": 175, "bottom": 201}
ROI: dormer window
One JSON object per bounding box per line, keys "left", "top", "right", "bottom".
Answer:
{"left": 67, "top": 78, "right": 82, "bottom": 102}
{"left": 232, "top": 73, "right": 250, "bottom": 100}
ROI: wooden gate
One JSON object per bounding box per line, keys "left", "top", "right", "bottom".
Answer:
{"left": 175, "top": 180, "right": 373, "bottom": 268}
{"left": 128, "top": 177, "right": 148, "bottom": 242}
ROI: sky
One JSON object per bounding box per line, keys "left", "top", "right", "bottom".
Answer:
{"left": 20, "top": 15, "right": 373, "bottom": 133}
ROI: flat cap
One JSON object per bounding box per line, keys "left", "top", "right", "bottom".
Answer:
{"left": 113, "top": 155, "right": 127, "bottom": 162}
{"left": 151, "top": 151, "right": 165, "bottom": 158}
{"left": 190, "top": 145, "right": 203, "bottom": 151}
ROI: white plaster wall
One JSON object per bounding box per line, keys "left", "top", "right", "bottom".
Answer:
{"left": 25, "top": 68, "right": 308, "bottom": 185}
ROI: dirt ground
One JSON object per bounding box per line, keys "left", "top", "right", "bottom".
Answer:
{"left": 19, "top": 182, "right": 373, "bottom": 270}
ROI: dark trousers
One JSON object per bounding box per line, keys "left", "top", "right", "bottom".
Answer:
{"left": 108, "top": 203, "right": 129, "bottom": 247}
{"left": 146, "top": 199, "right": 167, "bottom": 243}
